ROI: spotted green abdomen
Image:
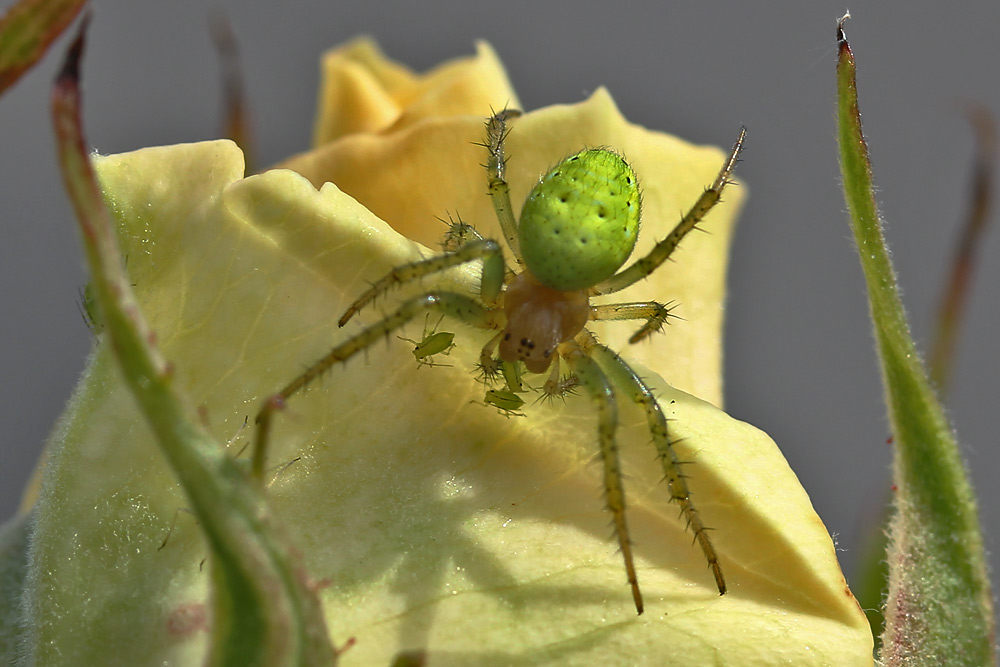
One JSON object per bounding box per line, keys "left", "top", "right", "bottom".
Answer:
{"left": 518, "top": 149, "right": 640, "bottom": 292}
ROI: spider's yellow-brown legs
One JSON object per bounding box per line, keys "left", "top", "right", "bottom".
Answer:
{"left": 338, "top": 239, "right": 506, "bottom": 328}
{"left": 484, "top": 108, "right": 524, "bottom": 266}
{"left": 440, "top": 213, "right": 483, "bottom": 252}
{"left": 253, "top": 292, "right": 498, "bottom": 480}
{"left": 476, "top": 331, "right": 504, "bottom": 378}
{"left": 591, "top": 126, "right": 746, "bottom": 297}
{"left": 562, "top": 339, "right": 644, "bottom": 615}
{"left": 499, "top": 360, "right": 524, "bottom": 393}
{"left": 588, "top": 340, "right": 726, "bottom": 596}
{"left": 542, "top": 357, "right": 563, "bottom": 395}
{"left": 588, "top": 301, "right": 677, "bottom": 344}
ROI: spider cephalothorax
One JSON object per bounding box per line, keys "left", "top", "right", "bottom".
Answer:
{"left": 253, "top": 109, "right": 745, "bottom": 614}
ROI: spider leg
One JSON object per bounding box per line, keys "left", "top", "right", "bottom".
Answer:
{"left": 591, "top": 126, "right": 746, "bottom": 296}
{"left": 499, "top": 360, "right": 524, "bottom": 393}
{"left": 483, "top": 108, "right": 525, "bottom": 266}
{"left": 338, "top": 239, "right": 505, "bottom": 327}
{"left": 253, "top": 291, "right": 499, "bottom": 479}
{"left": 589, "top": 301, "right": 678, "bottom": 344}
{"left": 588, "top": 341, "right": 726, "bottom": 595}
{"left": 562, "top": 339, "right": 644, "bottom": 615}
{"left": 476, "top": 331, "right": 504, "bottom": 381}
{"left": 439, "top": 212, "right": 483, "bottom": 253}
{"left": 542, "top": 357, "right": 563, "bottom": 395}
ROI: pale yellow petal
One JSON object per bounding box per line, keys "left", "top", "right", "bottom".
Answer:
{"left": 23, "top": 140, "right": 871, "bottom": 664}
{"left": 313, "top": 38, "right": 519, "bottom": 145}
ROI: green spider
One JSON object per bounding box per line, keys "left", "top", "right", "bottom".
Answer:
{"left": 253, "top": 110, "right": 746, "bottom": 615}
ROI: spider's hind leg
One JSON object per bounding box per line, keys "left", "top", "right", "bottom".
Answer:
{"left": 440, "top": 212, "right": 483, "bottom": 253}
{"left": 590, "top": 126, "right": 746, "bottom": 297}
{"left": 482, "top": 108, "right": 525, "bottom": 266}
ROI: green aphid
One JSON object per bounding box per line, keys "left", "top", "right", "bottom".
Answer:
{"left": 483, "top": 388, "right": 526, "bottom": 417}
{"left": 398, "top": 315, "right": 456, "bottom": 367}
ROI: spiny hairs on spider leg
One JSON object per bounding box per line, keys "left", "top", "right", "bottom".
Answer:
{"left": 252, "top": 108, "right": 746, "bottom": 614}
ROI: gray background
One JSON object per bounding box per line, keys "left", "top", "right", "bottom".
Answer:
{"left": 2, "top": 1, "right": 998, "bottom": 603}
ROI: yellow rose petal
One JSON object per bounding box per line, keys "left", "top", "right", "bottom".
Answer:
{"left": 18, "top": 36, "right": 873, "bottom": 665}
{"left": 22, "top": 136, "right": 870, "bottom": 664}
{"left": 313, "top": 38, "right": 520, "bottom": 145}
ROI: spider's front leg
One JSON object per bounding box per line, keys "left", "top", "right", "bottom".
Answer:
{"left": 588, "top": 338, "right": 726, "bottom": 596}
{"left": 252, "top": 291, "right": 501, "bottom": 480}
{"left": 254, "top": 223, "right": 511, "bottom": 479}
{"left": 561, "top": 337, "right": 644, "bottom": 615}
{"left": 338, "top": 239, "right": 505, "bottom": 327}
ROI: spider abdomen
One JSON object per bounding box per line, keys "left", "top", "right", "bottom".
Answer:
{"left": 519, "top": 149, "right": 640, "bottom": 292}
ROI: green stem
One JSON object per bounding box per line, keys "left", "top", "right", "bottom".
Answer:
{"left": 835, "top": 15, "right": 995, "bottom": 666}
{"left": 51, "top": 18, "right": 335, "bottom": 666}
